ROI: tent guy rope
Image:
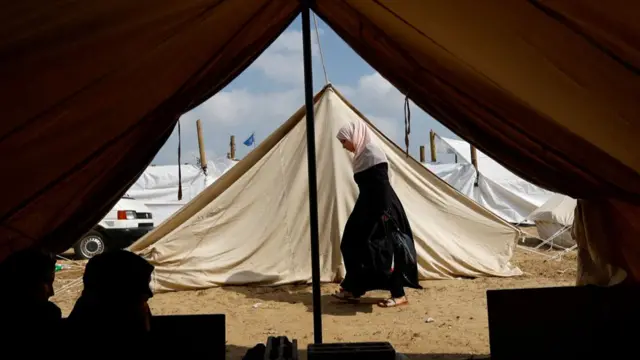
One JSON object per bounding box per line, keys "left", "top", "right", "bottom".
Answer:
{"left": 312, "top": 12, "right": 329, "bottom": 85}
{"left": 403, "top": 95, "right": 411, "bottom": 157}
{"left": 177, "top": 120, "right": 183, "bottom": 201}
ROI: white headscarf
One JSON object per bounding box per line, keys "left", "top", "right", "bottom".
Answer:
{"left": 336, "top": 121, "right": 387, "bottom": 173}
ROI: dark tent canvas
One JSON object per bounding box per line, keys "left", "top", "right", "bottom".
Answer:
{"left": 1, "top": 0, "right": 638, "bottom": 283}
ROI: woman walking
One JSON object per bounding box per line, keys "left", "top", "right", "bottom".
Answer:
{"left": 332, "top": 121, "right": 421, "bottom": 308}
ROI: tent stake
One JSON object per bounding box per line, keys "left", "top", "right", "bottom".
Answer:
{"left": 301, "top": 2, "right": 323, "bottom": 344}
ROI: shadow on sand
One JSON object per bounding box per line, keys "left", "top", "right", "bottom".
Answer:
{"left": 227, "top": 345, "right": 489, "bottom": 360}
{"left": 221, "top": 271, "right": 386, "bottom": 316}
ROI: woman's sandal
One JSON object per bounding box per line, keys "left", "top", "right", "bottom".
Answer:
{"left": 378, "top": 297, "right": 409, "bottom": 308}
{"left": 332, "top": 288, "right": 360, "bottom": 302}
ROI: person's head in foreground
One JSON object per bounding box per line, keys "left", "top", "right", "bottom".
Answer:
{"left": 336, "top": 121, "right": 387, "bottom": 174}
{"left": 0, "top": 247, "right": 57, "bottom": 303}
{"left": 0, "top": 248, "right": 62, "bottom": 349}
{"left": 69, "top": 249, "right": 154, "bottom": 334}
{"left": 82, "top": 249, "right": 154, "bottom": 300}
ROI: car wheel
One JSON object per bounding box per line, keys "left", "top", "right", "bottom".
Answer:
{"left": 74, "top": 230, "right": 106, "bottom": 260}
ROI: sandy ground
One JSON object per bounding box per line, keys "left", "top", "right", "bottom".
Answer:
{"left": 52, "top": 241, "right": 576, "bottom": 359}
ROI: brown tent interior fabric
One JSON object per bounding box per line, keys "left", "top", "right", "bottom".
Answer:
{"left": 0, "top": 0, "right": 299, "bottom": 260}
{"left": 573, "top": 198, "right": 640, "bottom": 285}
{"left": 314, "top": 0, "right": 640, "bottom": 202}
{"left": 0, "top": 1, "right": 638, "bottom": 282}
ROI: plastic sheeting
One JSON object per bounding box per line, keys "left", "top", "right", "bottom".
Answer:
{"left": 130, "top": 86, "right": 522, "bottom": 293}
{"left": 529, "top": 194, "right": 577, "bottom": 226}
{"left": 527, "top": 194, "right": 578, "bottom": 248}
{"left": 126, "top": 158, "right": 236, "bottom": 225}
{"left": 427, "top": 136, "right": 556, "bottom": 224}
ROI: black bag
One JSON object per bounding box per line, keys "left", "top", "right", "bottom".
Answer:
{"left": 362, "top": 219, "right": 394, "bottom": 278}
{"left": 377, "top": 211, "right": 419, "bottom": 285}
{"left": 385, "top": 220, "right": 419, "bottom": 285}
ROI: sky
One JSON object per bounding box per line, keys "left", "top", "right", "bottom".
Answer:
{"left": 151, "top": 14, "right": 459, "bottom": 165}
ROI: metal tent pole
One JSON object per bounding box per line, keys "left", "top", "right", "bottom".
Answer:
{"left": 301, "top": 1, "right": 323, "bottom": 344}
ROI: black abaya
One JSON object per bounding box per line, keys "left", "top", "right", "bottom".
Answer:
{"left": 340, "top": 162, "right": 421, "bottom": 297}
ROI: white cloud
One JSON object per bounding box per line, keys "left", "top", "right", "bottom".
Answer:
{"left": 182, "top": 88, "right": 300, "bottom": 126}
{"left": 153, "top": 29, "right": 324, "bottom": 164}
{"left": 153, "top": 29, "right": 456, "bottom": 165}
{"left": 252, "top": 30, "right": 321, "bottom": 85}
{"left": 188, "top": 71, "right": 408, "bottom": 138}
{"left": 365, "top": 115, "right": 399, "bottom": 141}
{"left": 335, "top": 72, "right": 459, "bottom": 157}
{"left": 338, "top": 72, "right": 407, "bottom": 118}
{"left": 253, "top": 53, "right": 303, "bottom": 85}
{"left": 153, "top": 71, "right": 436, "bottom": 164}
{"left": 152, "top": 89, "right": 303, "bottom": 164}
{"left": 336, "top": 73, "right": 410, "bottom": 146}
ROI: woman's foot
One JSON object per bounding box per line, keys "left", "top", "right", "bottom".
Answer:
{"left": 332, "top": 288, "right": 360, "bottom": 302}
{"left": 377, "top": 296, "right": 408, "bottom": 308}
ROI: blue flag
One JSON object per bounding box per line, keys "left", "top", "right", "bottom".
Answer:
{"left": 243, "top": 133, "right": 255, "bottom": 147}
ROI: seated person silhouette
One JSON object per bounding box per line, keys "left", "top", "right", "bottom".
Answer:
{"left": 0, "top": 248, "right": 61, "bottom": 344}
{"left": 67, "top": 250, "right": 154, "bottom": 346}
{"left": 243, "top": 344, "right": 267, "bottom": 360}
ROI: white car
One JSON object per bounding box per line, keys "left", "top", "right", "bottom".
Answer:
{"left": 73, "top": 196, "right": 154, "bottom": 259}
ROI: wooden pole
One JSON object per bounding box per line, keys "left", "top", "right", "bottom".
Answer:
{"left": 470, "top": 144, "right": 479, "bottom": 187}
{"left": 419, "top": 145, "right": 426, "bottom": 163}
{"left": 429, "top": 130, "right": 437, "bottom": 162}
{"left": 470, "top": 145, "right": 478, "bottom": 172}
{"left": 196, "top": 120, "right": 207, "bottom": 173}
{"left": 229, "top": 135, "right": 236, "bottom": 160}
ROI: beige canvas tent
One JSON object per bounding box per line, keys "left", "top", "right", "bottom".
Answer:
{"left": 130, "top": 86, "right": 522, "bottom": 293}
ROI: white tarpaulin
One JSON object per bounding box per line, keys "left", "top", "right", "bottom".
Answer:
{"left": 528, "top": 194, "right": 577, "bottom": 248}
{"left": 430, "top": 136, "right": 556, "bottom": 224}
{"left": 126, "top": 158, "right": 236, "bottom": 225}
{"left": 425, "top": 163, "right": 477, "bottom": 198}
{"left": 130, "top": 86, "right": 522, "bottom": 293}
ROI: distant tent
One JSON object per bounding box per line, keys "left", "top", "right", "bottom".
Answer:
{"left": 527, "top": 194, "right": 578, "bottom": 249}
{"left": 430, "top": 136, "right": 556, "bottom": 224}
{"left": 130, "top": 86, "right": 522, "bottom": 293}
{"left": 126, "top": 158, "right": 237, "bottom": 224}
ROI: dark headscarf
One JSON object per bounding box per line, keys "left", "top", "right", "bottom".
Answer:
{"left": 82, "top": 249, "right": 154, "bottom": 299}
{"left": 0, "top": 248, "right": 56, "bottom": 290}
{"left": 0, "top": 248, "right": 61, "bottom": 345}
{"left": 68, "top": 250, "right": 154, "bottom": 338}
